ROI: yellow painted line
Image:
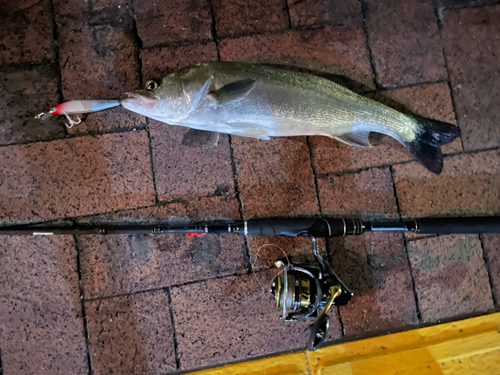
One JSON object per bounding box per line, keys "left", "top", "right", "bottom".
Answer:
{"left": 187, "top": 312, "right": 500, "bottom": 375}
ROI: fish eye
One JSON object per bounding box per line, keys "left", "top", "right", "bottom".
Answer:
{"left": 146, "top": 80, "right": 159, "bottom": 91}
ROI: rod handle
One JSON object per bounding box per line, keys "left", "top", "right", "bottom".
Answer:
{"left": 246, "top": 218, "right": 365, "bottom": 237}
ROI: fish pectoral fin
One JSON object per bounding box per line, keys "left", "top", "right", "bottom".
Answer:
{"left": 208, "top": 79, "right": 256, "bottom": 106}
{"left": 181, "top": 129, "right": 220, "bottom": 148}
{"left": 334, "top": 131, "right": 372, "bottom": 148}
{"left": 180, "top": 76, "right": 214, "bottom": 119}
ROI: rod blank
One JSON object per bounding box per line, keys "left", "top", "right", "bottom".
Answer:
{"left": 1, "top": 217, "right": 499, "bottom": 237}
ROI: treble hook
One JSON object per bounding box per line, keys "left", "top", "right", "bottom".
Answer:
{"left": 63, "top": 113, "right": 81, "bottom": 128}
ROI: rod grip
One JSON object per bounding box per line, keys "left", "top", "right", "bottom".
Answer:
{"left": 416, "top": 217, "right": 500, "bottom": 234}
{"left": 246, "top": 218, "right": 363, "bottom": 237}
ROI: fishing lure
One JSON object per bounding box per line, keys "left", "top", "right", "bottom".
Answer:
{"left": 36, "top": 99, "right": 120, "bottom": 128}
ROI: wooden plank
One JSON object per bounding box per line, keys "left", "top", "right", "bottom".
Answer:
{"left": 186, "top": 352, "right": 309, "bottom": 375}
{"left": 308, "top": 312, "right": 500, "bottom": 375}
{"left": 187, "top": 312, "right": 500, "bottom": 375}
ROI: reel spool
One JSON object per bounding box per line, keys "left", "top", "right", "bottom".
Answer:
{"left": 270, "top": 236, "right": 353, "bottom": 351}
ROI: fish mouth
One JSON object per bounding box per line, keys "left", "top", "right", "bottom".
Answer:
{"left": 120, "top": 92, "right": 158, "bottom": 109}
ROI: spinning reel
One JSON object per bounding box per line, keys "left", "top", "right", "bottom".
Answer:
{"left": 270, "top": 236, "right": 353, "bottom": 351}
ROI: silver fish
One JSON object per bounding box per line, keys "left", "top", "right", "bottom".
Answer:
{"left": 120, "top": 62, "right": 459, "bottom": 174}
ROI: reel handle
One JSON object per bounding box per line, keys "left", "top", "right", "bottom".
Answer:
{"left": 306, "top": 285, "right": 342, "bottom": 351}
{"left": 307, "top": 314, "right": 330, "bottom": 352}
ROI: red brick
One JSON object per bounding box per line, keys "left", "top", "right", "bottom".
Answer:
{"left": 441, "top": 7, "right": 500, "bottom": 150}
{"left": 184, "top": 194, "right": 241, "bottom": 221}
{"left": 287, "top": 0, "right": 362, "bottom": 28}
{"left": 67, "top": 108, "right": 147, "bottom": 136}
{"left": 78, "top": 231, "right": 245, "bottom": 299}
{"left": 76, "top": 198, "right": 244, "bottom": 300}
{"left": 407, "top": 234, "right": 494, "bottom": 322}
{"left": 86, "top": 291, "right": 176, "bottom": 375}
{"left": 53, "top": 0, "right": 131, "bottom": 33}
{"left": 435, "top": 0, "right": 499, "bottom": 8}
{"left": 150, "top": 123, "right": 234, "bottom": 203}
{"left": 364, "top": 0, "right": 447, "bottom": 88}
{"left": 170, "top": 271, "right": 342, "bottom": 369}
{"left": 231, "top": 137, "right": 318, "bottom": 218}
{"left": 394, "top": 150, "right": 500, "bottom": 217}
{"left": 57, "top": 21, "right": 139, "bottom": 99}
{"left": 52, "top": 0, "right": 88, "bottom": 19}
{"left": 76, "top": 194, "right": 241, "bottom": 225}
{"left": 141, "top": 43, "right": 218, "bottom": 80}
{"left": 317, "top": 167, "right": 398, "bottom": 219}
{"left": 482, "top": 234, "right": 500, "bottom": 305}
{"left": 0, "top": 236, "right": 88, "bottom": 375}
{"left": 92, "top": 0, "right": 129, "bottom": 11}
{"left": 132, "top": 0, "right": 212, "bottom": 48}
{"left": 330, "top": 233, "right": 418, "bottom": 336}
{"left": 311, "top": 82, "right": 461, "bottom": 174}
{"left": 0, "top": 131, "right": 155, "bottom": 224}
{"left": 0, "top": 64, "right": 65, "bottom": 146}
{"left": 55, "top": 16, "right": 144, "bottom": 134}
{"left": 0, "top": 0, "right": 55, "bottom": 64}
{"left": 246, "top": 236, "right": 326, "bottom": 269}
{"left": 219, "top": 26, "right": 375, "bottom": 89}
{"left": 312, "top": 134, "right": 405, "bottom": 176}
{"left": 213, "top": 0, "right": 289, "bottom": 38}
{"left": 76, "top": 201, "right": 188, "bottom": 225}
{"left": 89, "top": 0, "right": 132, "bottom": 24}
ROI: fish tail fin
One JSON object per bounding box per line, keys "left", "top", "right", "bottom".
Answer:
{"left": 403, "top": 116, "right": 460, "bottom": 174}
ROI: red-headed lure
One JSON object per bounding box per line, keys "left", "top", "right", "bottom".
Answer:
{"left": 36, "top": 99, "right": 120, "bottom": 128}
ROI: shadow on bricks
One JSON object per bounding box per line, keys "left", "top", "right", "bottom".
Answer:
{"left": 330, "top": 233, "right": 418, "bottom": 337}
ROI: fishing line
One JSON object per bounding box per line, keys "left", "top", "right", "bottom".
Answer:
{"left": 227, "top": 243, "right": 291, "bottom": 307}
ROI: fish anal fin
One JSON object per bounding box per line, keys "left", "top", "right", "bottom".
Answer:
{"left": 334, "top": 131, "right": 372, "bottom": 148}
{"left": 181, "top": 129, "right": 219, "bottom": 148}
{"left": 243, "top": 128, "right": 271, "bottom": 140}
{"left": 226, "top": 121, "right": 271, "bottom": 140}
{"left": 208, "top": 79, "right": 256, "bottom": 106}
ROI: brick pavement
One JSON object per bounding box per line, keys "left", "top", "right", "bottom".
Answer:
{"left": 0, "top": 1, "right": 499, "bottom": 374}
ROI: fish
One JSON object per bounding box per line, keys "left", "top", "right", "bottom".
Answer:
{"left": 120, "top": 62, "right": 460, "bottom": 174}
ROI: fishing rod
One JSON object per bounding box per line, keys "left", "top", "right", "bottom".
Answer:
{"left": 3, "top": 216, "right": 500, "bottom": 236}
{"left": 3, "top": 215, "right": 500, "bottom": 351}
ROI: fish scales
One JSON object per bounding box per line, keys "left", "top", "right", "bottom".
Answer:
{"left": 183, "top": 63, "right": 411, "bottom": 139}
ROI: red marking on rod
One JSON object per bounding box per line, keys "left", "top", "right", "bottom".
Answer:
{"left": 188, "top": 233, "right": 207, "bottom": 238}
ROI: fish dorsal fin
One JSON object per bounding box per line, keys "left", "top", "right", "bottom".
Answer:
{"left": 208, "top": 79, "right": 256, "bottom": 106}
{"left": 181, "top": 129, "right": 220, "bottom": 148}
{"left": 316, "top": 73, "right": 355, "bottom": 90}
{"left": 334, "top": 131, "right": 372, "bottom": 148}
